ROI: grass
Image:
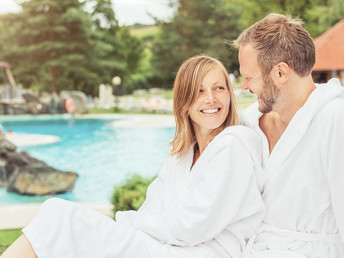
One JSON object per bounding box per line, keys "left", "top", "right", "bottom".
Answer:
{"left": 88, "top": 107, "right": 121, "bottom": 114}
{"left": 130, "top": 25, "right": 159, "bottom": 38}
{"left": 0, "top": 229, "right": 22, "bottom": 255}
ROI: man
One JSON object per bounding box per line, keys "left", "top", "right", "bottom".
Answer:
{"left": 234, "top": 13, "right": 344, "bottom": 257}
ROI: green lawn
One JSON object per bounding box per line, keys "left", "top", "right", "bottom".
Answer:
{"left": 88, "top": 107, "right": 122, "bottom": 114}
{"left": 0, "top": 229, "right": 22, "bottom": 255}
{"left": 131, "top": 25, "right": 159, "bottom": 38}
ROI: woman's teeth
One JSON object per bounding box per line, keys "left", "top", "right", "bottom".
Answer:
{"left": 201, "top": 108, "right": 219, "bottom": 114}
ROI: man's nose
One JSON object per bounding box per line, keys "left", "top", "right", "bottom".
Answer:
{"left": 241, "top": 80, "right": 248, "bottom": 90}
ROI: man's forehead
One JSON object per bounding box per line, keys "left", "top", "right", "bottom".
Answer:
{"left": 239, "top": 45, "right": 259, "bottom": 72}
{"left": 239, "top": 44, "right": 257, "bottom": 60}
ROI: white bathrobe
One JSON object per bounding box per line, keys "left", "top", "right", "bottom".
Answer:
{"left": 23, "top": 125, "right": 264, "bottom": 258}
{"left": 242, "top": 79, "right": 344, "bottom": 258}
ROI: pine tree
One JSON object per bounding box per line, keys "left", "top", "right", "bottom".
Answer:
{"left": 90, "top": 0, "right": 145, "bottom": 94}
{"left": 0, "top": 0, "right": 97, "bottom": 93}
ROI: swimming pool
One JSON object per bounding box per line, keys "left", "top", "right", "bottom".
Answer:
{"left": 0, "top": 115, "right": 174, "bottom": 205}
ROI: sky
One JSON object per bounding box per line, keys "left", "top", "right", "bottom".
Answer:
{"left": 0, "top": 0, "right": 175, "bottom": 25}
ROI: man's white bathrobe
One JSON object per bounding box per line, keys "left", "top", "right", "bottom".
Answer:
{"left": 242, "top": 79, "right": 344, "bottom": 258}
{"left": 23, "top": 126, "right": 264, "bottom": 258}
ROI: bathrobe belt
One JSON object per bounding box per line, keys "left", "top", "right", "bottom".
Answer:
{"left": 243, "top": 223, "right": 342, "bottom": 256}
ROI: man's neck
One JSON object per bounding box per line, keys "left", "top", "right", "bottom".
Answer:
{"left": 274, "top": 76, "right": 316, "bottom": 125}
{"left": 259, "top": 112, "right": 287, "bottom": 153}
{"left": 260, "top": 76, "right": 316, "bottom": 153}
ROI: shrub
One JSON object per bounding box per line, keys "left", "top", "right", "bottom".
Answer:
{"left": 111, "top": 174, "right": 156, "bottom": 218}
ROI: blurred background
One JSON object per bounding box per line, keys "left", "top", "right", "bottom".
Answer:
{"left": 0, "top": 0, "right": 343, "bottom": 106}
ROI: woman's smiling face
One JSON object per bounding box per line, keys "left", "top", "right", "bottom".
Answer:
{"left": 188, "top": 67, "right": 230, "bottom": 136}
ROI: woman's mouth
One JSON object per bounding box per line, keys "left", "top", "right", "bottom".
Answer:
{"left": 201, "top": 108, "right": 220, "bottom": 114}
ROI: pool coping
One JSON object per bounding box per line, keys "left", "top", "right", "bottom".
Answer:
{"left": 0, "top": 202, "right": 114, "bottom": 230}
{"left": 1, "top": 113, "right": 176, "bottom": 146}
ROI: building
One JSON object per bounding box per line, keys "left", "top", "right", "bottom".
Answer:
{"left": 312, "top": 20, "right": 344, "bottom": 85}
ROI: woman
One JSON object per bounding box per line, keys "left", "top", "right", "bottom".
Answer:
{"left": 2, "top": 55, "right": 264, "bottom": 258}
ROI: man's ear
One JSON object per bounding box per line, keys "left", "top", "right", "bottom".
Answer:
{"left": 271, "top": 62, "right": 290, "bottom": 83}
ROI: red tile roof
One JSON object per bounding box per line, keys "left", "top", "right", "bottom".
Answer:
{"left": 313, "top": 20, "right": 344, "bottom": 71}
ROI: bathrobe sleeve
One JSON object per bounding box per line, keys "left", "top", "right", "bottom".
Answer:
{"left": 136, "top": 161, "right": 169, "bottom": 213}
{"left": 162, "top": 135, "right": 264, "bottom": 246}
{"left": 325, "top": 99, "right": 344, "bottom": 241}
{"left": 119, "top": 131, "right": 264, "bottom": 246}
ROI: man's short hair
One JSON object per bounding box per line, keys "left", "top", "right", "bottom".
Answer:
{"left": 233, "top": 13, "right": 315, "bottom": 77}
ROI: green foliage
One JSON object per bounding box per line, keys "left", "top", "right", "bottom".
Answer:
{"left": 89, "top": 0, "right": 145, "bottom": 95}
{"left": 0, "top": 229, "right": 22, "bottom": 255}
{"left": 131, "top": 25, "right": 159, "bottom": 40}
{"left": 229, "top": 0, "right": 344, "bottom": 38}
{"left": 119, "top": 25, "right": 156, "bottom": 94}
{"left": 151, "top": 0, "right": 243, "bottom": 87}
{"left": 111, "top": 174, "right": 156, "bottom": 216}
{"left": 0, "top": 0, "right": 97, "bottom": 93}
{"left": 0, "top": 0, "right": 145, "bottom": 95}
{"left": 303, "top": 0, "right": 344, "bottom": 37}
{"left": 0, "top": 0, "right": 341, "bottom": 94}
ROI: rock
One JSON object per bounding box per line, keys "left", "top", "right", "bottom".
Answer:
{"left": 70, "top": 91, "right": 89, "bottom": 114}
{"left": 6, "top": 150, "right": 39, "bottom": 166}
{"left": 0, "top": 139, "right": 17, "bottom": 153}
{"left": 60, "top": 90, "right": 89, "bottom": 114}
{"left": 7, "top": 163, "right": 78, "bottom": 195}
{"left": 22, "top": 92, "right": 39, "bottom": 103}
{"left": 57, "top": 97, "right": 70, "bottom": 113}
{"left": 21, "top": 92, "right": 44, "bottom": 114}
{"left": 0, "top": 125, "right": 5, "bottom": 140}
{"left": 0, "top": 139, "right": 78, "bottom": 196}
{"left": 38, "top": 92, "right": 56, "bottom": 114}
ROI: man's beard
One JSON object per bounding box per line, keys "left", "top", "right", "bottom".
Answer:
{"left": 258, "top": 75, "right": 280, "bottom": 113}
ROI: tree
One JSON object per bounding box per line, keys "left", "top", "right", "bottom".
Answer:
{"left": 0, "top": 0, "right": 146, "bottom": 95}
{"left": 151, "top": 0, "right": 243, "bottom": 87}
{"left": 304, "top": 0, "right": 344, "bottom": 37}
{"left": 229, "top": 0, "right": 344, "bottom": 38}
{"left": 0, "top": 0, "right": 98, "bottom": 94}
{"left": 90, "top": 0, "right": 145, "bottom": 94}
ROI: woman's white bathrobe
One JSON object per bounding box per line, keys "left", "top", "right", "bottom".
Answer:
{"left": 242, "top": 79, "right": 344, "bottom": 258}
{"left": 23, "top": 126, "right": 264, "bottom": 258}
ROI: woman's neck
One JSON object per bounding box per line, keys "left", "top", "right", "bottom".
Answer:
{"left": 191, "top": 126, "right": 224, "bottom": 168}
{"left": 195, "top": 126, "right": 223, "bottom": 154}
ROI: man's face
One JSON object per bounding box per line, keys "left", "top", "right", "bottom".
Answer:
{"left": 238, "top": 44, "right": 280, "bottom": 113}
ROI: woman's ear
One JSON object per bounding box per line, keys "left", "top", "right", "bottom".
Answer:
{"left": 271, "top": 62, "right": 290, "bottom": 83}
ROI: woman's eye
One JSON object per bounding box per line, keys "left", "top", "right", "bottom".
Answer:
{"left": 216, "top": 86, "right": 225, "bottom": 90}
{"left": 199, "top": 89, "right": 204, "bottom": 93}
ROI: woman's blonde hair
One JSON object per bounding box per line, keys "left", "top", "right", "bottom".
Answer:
{"left": 170, "top": 54, "right": 239, "bottom": 159}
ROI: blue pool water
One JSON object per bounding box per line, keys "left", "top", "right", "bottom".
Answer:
{"left": 0, "top": 116, "right": 174, "bottom": 205}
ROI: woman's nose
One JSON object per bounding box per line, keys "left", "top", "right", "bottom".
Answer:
{"left": 205, "top": 90, "right": 216, "bottom": 104}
